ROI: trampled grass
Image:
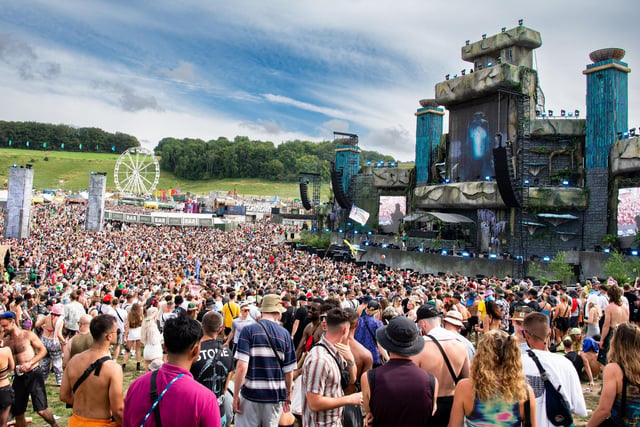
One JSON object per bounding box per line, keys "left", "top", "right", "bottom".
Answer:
{"left": 0, "top": 148, "right": 327, "bottom": 199}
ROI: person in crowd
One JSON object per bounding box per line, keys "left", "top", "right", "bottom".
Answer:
{"left": 354, "top": 299, "right": 386, "bottom": 368}
{"left": 123, "top": 311, "right": 220, "bottom": 427}
{"left": 121, "top": 303, "right": 143, "bottom": 371}
{"left": 107, "top": 297, "right": 127, "bottom": 365}
{"left": 588, "top": 322, "right": 640, "bottom": 426}
{"left": 481, "top": 300, "right": 503, "bottom": 333}
{"left": 191, "top": 311, "right": 233, "bottom": 427}
{"left": 553, "top": 293, "right": 572, "bottom": 344}
{"left": 521, "top": 312, "right": 587, "bottom": 427}
{"left": 224, "top": 301, "right": 255, "bottom": 356}
{"left": 63, "top": 314, "right": 93, "bottom": 368}
{"left": 510, "top": 305, "right": 533, "bottom": 350}
{"left": 362, "top": 315, "right": 436, "bottom": 426}
{"left": 63, "top": 290, "right": 86, "bottom": 339}
{"left": 296, "top": 299, "right": 324, "bottom": 361}
{"left": 449, "top": 329, "right": 536, "bottom": 427}
{"left": 0, "top": 333, "right": 15, "bottom": 427}
{"left": 411, "top": 304, "right": 470, "bottom": 427}
{"left": 291, "top": 295, "right": 309, "bottom": 349}
{"left": 221, "top": 292, "right": 240, "bottom": 339}
{"left": 0, "top": 311, "right": 59, "bottom": 427}
{"left": 598, "top": 285, "right": 630, "bottom": 365}
{"left": 442, "top": 310, "right": 475, "bottom": 361}
{"left": 60, "top": 314, "right": 123, "bottom": 427}
{"left": 344, "top": 307, "right": 373, "bottom": 396}
{"left": 584, "top": 301, "right": 602, "bottom": 338}
{"left": 233, "top": 294, "right": 296, "bottom": 427}
{"left": 302, "top": 307, "right": 361, "bottom": 427}
{"left": 140, "top": 307, "right": 163, "bottom": 371}
{"left": 34, "top": 303, "right": 65, "bottom": 386}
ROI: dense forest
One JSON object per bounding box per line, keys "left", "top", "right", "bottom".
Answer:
{"left": 154, "top": 136, "right": 395, "bottom": 181}
{"left": 0, "top": 121, "right": 396, "bottom": 182}
{"left": 0, "top": 121, "right": 139, "bottom": 153}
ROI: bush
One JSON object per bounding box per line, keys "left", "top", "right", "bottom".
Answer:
{"left": 43, "top": 157, "right": 48, "bottom": 161}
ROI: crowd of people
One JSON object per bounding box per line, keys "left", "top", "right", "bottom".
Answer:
{"left": 0, "top": 203, "right": 640, "bottom": 426}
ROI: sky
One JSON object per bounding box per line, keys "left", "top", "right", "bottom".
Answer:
{"left": 0, "top": 1, "right": 638, "bottom": 161}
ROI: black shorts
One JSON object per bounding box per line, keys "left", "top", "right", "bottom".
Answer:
{"left": 432, "top": 396, "right": 454, "bottom": 427}
{"left": 12, "top": 367, "right": 48, "bottom": 415}
{"left": 556, "top": 317, "right": 570, "bottom": 333}
{"left": 0, "top": 385, "right": 14, "bottom": 411}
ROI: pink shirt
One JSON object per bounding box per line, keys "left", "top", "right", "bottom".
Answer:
{"left": 123, "top": 363, "right": 221, "bottom": 427}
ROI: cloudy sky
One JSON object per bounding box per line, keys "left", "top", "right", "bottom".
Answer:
{"left": 0, "top": 1, "right": 637, "bottom": 161}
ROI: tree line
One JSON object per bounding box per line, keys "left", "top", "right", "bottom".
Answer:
{"left": 0, "top": 121, "right": 139, "bottom": 153}
{"left": 154, "top": 136, "right": 394, "bottom": 181}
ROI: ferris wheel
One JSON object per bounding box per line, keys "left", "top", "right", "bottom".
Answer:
{"left": 113, "top": 147, "right": 160, "bottom": 195}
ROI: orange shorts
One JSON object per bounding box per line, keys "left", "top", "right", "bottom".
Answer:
{"left": 68, "top": 413, "right": 118, "bottom": 427}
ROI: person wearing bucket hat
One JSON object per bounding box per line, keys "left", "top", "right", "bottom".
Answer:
{"left": 233, "top": 294, "right": 296, "bottom": 427}
{"left": 362, "top": 316, "right": 436, "bottom": 426}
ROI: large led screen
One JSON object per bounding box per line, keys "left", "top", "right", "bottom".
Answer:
{"left": 618, "top": 187, "right": 640, "bottom": 237}
{"left": 447, "top": 94, "right": 516, "bottom": 182}
{"left": 378, "top": 196, "right": 406, "bottom": 232}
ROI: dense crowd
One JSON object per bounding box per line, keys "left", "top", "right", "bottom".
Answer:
{"left": 0, "top": 203, "right": 639, "bottom": 426}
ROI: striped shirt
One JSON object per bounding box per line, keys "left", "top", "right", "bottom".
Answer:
{"left": 235, "top": 319, "right": 297, "bottom": 403}
{"left": 302, "top": 336, "right": 344, "bottom": 427}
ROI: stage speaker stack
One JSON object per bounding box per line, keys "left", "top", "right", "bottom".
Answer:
{"left": 493, "top": 146, "right": 521, "bottom": 207}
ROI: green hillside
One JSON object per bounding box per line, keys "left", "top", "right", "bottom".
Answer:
{"left": 0, "top": 148, "right": 324, "bottom": 199}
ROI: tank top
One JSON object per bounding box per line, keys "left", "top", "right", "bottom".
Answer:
{"left": 465, "top": 398, "right": 522, "bottom": 427}
{"left": 611, "top": 372, "right": 640, "bottom": 426}
{"left": 369, "top": 359, "right": 434, "bottom": 427}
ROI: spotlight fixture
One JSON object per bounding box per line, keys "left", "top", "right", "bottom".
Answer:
{"left": 485, "top": 176, "right": 491, "bottom": 181}
{"left": 501, "top": 27, "right": 507, "bottom": 32}
{"left": 562, "top": 179, "right": 570, "bottom": 186}
{"left": 536, "top": 110, "right": 541, "bottom": 117}
{"left": 574, "top": 110, "right": 580, "bottom": 117}
{"left": 489, "top": 253, "right": 498, "bottom": 260}
{"left": 541, "top": 111, "right": 547, "bottom": 117}
{"left": 445, "top": 74, "right": 450, "bottom": 80}
{"left": 630, "top": 128, "right": 636, "bottom": 137}
{"left": 466, "top": 40, "right": 470, "bottom": 46}
{"left": 477, "top": 64, "right": 483, "bottom": 70}
{"left": 568, "top": 111, "right": 574, "bottom": 117}
{"left": 518, "top": 19, "right": 524, "bottom": 26}
{"left": 462, "top": 251, "right": 471, "bottom": 258}
{"left": 623, "top": 131, "right": 630, "bottom": 139}
{"left": 482, "top": 34, "right": 487, "bottom": 40}
{"left": 461, "top": 69, "right": 466, "bottom": 75}
{"left": 497, "top": 56, "right": 502, "bottom": 64}
{"left": 542, "top": 256, "right": 551, "bottom": 262}
{"left": 441, "top": 249, "right": 448, "bottom": 256}
{"left": 487, "top": 61, "right": 493, "bottom": 67}
{"left": 523, "top": 179, "right": 530, "bottom": 185}
{"left": 632, "top": 250, "right": 639, "bottom": 257}
{"left": 453, "top": 74, "right": 458, "bottom": 78}
{"left": 561, "top": 109, "right": 566, "bottom": 116}
{"left": 469, "top": 69, "right": 474, "bottom": 73}
{"left": 604, "top": 248, "right": 611, "bottom": 254}
{"left": 548, "top": 110, "right": 553, "bottom": 117}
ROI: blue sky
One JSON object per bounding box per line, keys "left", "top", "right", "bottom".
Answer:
{"left": 0, "top": 1, "right": 638, "bottom": 161}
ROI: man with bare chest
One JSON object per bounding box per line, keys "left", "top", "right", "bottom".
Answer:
{"left": 0, "top": 312, "right": 58, "bottom": 427}
{"left": 60, "top": 314, "right": 123, "bottom": 426}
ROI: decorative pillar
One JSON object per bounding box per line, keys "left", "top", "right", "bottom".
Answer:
{"left": 415, "top": 100, "right": 444, "bottom": 185}
{"left": 4, "top": 166, "right": 34, "bottom": 239}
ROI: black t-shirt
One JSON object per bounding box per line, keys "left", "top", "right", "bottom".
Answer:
{"left": 281, "top": 306, "right": 295, "bottom": 333}
{"left": 190, "top": 339, "right": 233, "bottom": 415}
{"left": 292, "top": 306, "right": 309, "bottom": 349}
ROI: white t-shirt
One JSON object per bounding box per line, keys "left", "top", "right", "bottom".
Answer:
{"left": 521, "top": 349, "right": 587, "bottom": 427}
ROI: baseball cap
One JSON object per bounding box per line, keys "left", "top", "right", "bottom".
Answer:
{"left": 415, "top": 304, "right": 440, "bottom": 321}
{"left": 569, "top": 328, "right": 582, "bottom": 336}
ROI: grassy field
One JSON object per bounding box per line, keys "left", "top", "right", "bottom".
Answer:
{"left": 0, "top": 148, "right": 327, "bottom": 199}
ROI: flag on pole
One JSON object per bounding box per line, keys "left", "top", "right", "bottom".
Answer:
{"left": 349, "top": 205, "right": 370, "bottom": 226}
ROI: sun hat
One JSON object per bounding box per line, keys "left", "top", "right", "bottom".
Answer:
{"left": 442, "top": 310, "right": 464, "bottom": 327}
{"left": 260, "top": 294, "right": 286, "bottom": 314}
{"left": 509, "top": 305, "right": 533, "bottom": 322}
{"left": 51, "top": 304, "right": 64, "bottom": 316}
{"left": 376, "top": 316, "right": 425, "bottom": 356}
{"left": 569, "top": 327, "right": 582, "bottom": 336}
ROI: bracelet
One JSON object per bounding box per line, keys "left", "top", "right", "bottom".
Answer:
{"left": 346, "top": 361, "right": 354, "bottom": 367}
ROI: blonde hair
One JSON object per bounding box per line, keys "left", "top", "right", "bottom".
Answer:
{"left": 471, "top": 329, "right": 528, "bottom": 402}
{"left": 609, "top": 323, "right": 640, "bottom": 385}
